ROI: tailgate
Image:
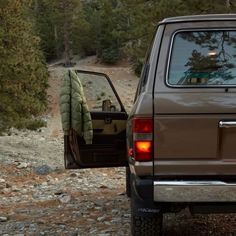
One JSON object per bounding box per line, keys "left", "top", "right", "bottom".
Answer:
{"left": 154, "top": 91, "right": 236, "bottom": 176}
{"left": 153, "top": 26, "right": 236, "bottom": 177}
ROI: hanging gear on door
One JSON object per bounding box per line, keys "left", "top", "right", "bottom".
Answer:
{"left": 59, "top": 69, "right": 93, "bottom": 144}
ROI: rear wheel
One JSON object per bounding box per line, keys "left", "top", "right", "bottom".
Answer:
{"left": 131, "top": 215, "right": 163, "bottom": 236}
{"left": 130, "top": 175, "right": 163, "bottom": 235}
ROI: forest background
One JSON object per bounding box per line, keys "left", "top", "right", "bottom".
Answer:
{"left": 0, "top": 0, "right": 235, "bottom": 131}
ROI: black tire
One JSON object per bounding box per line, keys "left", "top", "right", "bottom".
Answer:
{"left": 131, "top": 215, "right": 163, "bottom": 236}
{"left": 126, "top": 167, "right": 131, "bottom": 197}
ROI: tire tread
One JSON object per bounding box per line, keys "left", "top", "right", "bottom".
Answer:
{"left": 132, "top": 215, "right": 162, "bottom": 236}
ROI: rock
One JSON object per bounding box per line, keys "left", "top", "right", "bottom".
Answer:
{"left": 29, "top": 223, "right": 37, "bottom": 231}
{"left": 11, "top": 186, "right": 21, "bottom": 192}
{"left": 37, "top": 220, "right": 45, "bottom": 225}
{"left": 111, "top": 209, "right": 119, "bottom": 214}
{"left": 70, "top": 172, "right": 78, "bottom": 177}
{"left": 1, "top": 187, "right": 11, "bottom": 194}
{"left": 0, "top": 216, "right": 8, "bottom": 222}
{"left": 99, "top": 185, "right": 108, "bottom": 189}
{"left": 33, "top": 165, "right": 52, "bottom": 175}
{"left": 58, "top": 193, "right": 71, "bottom": 204}
{"left": 41, "top": 182, "right": 48, "bottom": 187}
{"left": 17, "top": 162, "right": 28, "bottom": 169}
{"left": 21, "top": 188, "right": 28, "bottom": 194}
{"left": 111, "top": 218, "right": 121, "bottom": 224}
{"left": 95, "top": 207, "right": 102, "bottom": 210}
{"left": 89, "top": 230, "right": 97, "bottom": 234}
{"left": 54, "top": 190, "right": 64, "bottom": 195}
{"left": 123, "top": 213, "right": 131, "bottom": 218}
{"left": 0, "top": 178, "right": 6, "bottom": 183}
{"left": 104, "top": 221, "right": 112, "bottom": 225}
{"left": 97, "top": 215, "right": 106, "bottom": 222}
{"left": 0, "top": 179, "right": 7, "bottom": 190}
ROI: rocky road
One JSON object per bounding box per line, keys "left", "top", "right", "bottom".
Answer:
{"left": 0, "top": 130, "right": 130, "bottom": 236}
{"left": 1, "top": 58, "right": 236, "bottom": 236}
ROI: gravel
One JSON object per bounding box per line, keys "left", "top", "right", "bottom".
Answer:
{"left": 2, "top": 63, "right": 236, "bottom": 235}
{"left": 2, "top": 131, "right": 236, "bottom": 235}
{"left": 0, "top": 130, "right": 130, "bottom": 235}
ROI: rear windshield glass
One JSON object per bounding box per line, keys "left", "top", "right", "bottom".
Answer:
{"left": 168, "top": 30, "right": 236, "bottom": 86}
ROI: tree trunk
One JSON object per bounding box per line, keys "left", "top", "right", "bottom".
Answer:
{"left": 63, "top": 21, "right": 71, "bottom": 67}
{"left": 60, "top": 0, "right": 72, "bottom": 67}
{"left": 54, "top": 25, "right": 60, "bottom": 58}
{"left": 34, "top": 0, "right": 39, "bottom": 12}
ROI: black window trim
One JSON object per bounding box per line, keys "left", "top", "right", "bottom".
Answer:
{"left": 166, "top": 28, "right": 236, "bottom": 89}
{"left": 135, "top": 29, "right": 158, "bottom": 101}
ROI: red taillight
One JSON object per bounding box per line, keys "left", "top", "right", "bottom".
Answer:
{"left": 132, "top": 118, "right": 153, "bottom": 133}
{"left": 134, "top": 141, "right": 152, "bottom": 161}
{"left": 131, "top": 117, "right": 153, "bottom": 162}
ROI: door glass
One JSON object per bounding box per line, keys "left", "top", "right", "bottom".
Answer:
{"left": 76, "top": 71, "right": 122, "bottom": 112}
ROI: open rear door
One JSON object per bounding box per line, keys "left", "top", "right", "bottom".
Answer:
{"left": 64, "top": 70, "right": 128, "bottom": 169}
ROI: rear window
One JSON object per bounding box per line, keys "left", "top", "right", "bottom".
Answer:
{"left": 168, "top": 30, "right": 236, "bottom": 86}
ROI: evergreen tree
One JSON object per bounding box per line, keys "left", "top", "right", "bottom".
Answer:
{"left": 32, "top": 0, "right": 236, "bottom": 69}
{"left": 53, "top": 0, "right": 80, "bottom": 66}
{"left": 33, "top": 0, "right": 63, "bottom": 60}
{"left": 120, "top": 0, "right": 236, "bottom": 74}
{"left": 0, "top": 0, "right": 48, "bottom": 132}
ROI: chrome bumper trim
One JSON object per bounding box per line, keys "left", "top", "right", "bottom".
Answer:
{"left": 154, "top": 181, "right": 236, "bottom": 202}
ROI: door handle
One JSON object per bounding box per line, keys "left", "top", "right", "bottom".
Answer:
{"left": 219, "top": 121, "right": 236, "bottom": 128}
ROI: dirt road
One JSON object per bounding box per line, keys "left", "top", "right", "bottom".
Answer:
{"left": 0, "top": 58, "right": 136, "bottom": 236}
{"left": 1, "top": 57, "right": 236, "bottom": 235}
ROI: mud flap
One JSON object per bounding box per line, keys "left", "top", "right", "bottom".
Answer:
{"left": 131, "top": 174, "right": 162, "bottom": 217}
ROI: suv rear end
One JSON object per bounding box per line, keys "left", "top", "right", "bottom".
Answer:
{"left": 127, "top": 14, "right": 236, "bottom": 235}
{"left": 62, "top": 14, "right": 236, "bottom": 236}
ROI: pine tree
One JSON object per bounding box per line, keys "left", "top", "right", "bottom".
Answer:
{"left": 47, "top": 0, "right": 81, "bottom": 66}
{"left": 32, "top": 0, "right": 236, "bottom": 70}
{"left": 33, "top": 0, "right": 62, "bottom": 60}
{"left": 33, "top": 0, "right": 82, "bottom": 65}
{"left": 0, "top": 0, "right": 48, "bottom": 132}
{"left": 120, "top": 0, "right": 236, "bottom": 74}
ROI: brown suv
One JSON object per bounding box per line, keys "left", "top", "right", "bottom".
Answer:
{"left": 63, "top": 14, "right": 236, "bottom": 235}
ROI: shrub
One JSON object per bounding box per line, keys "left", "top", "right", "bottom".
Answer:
{"left": 101, "top": 47, "right": 120, "bottom": 64}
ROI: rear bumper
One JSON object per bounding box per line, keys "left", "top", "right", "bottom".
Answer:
{"left": 154, "top": 181, "right": 236, "bottom": 202}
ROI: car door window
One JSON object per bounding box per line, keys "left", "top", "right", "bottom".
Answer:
{"left": 76, "top": 71, "right": 123, "bottom": 112}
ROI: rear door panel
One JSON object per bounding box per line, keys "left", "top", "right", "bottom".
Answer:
{"left": 153, "top": 22, "right": 236, "bottom": 176}
{"left": 155, "top": 115, "right": 219, "bottom": 160}
{"left": 154, "top": 100, "right": 236, "bottom": 175}
{"left": 74, "top": 112, "right": 127, "bottom": 168}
